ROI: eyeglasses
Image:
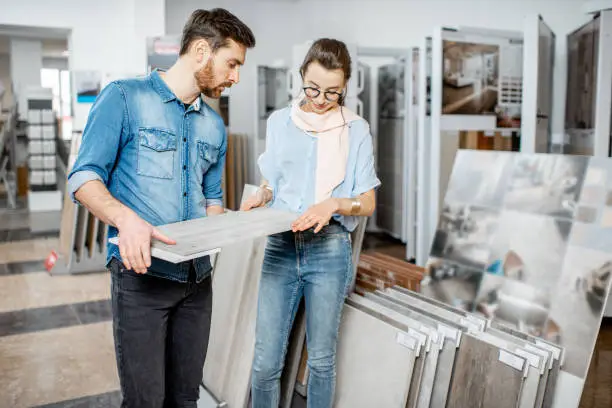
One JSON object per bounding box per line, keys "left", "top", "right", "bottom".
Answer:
{"left": 303, "top": 87, "right": 343, "bottom": 102}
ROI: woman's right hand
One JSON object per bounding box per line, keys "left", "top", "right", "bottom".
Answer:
{"left": 240, "top": 194, "right": 265, "bottom": 211}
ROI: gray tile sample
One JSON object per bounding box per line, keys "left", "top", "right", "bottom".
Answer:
{"left": 471, "top": 330, "right": 545, "bottom": 408}
{"left": 485, "top": 326, "right": 553, "bottom": 408}
{"left": 393, "top": 286, "right": 488, "bottom": 329}
{"left": 202, "top": 237, "right": 266, "bottom": 408}
{"left": 384, "top": 287, "right": 485, "bottom": 331}
{"left": 447, "top": 333, "right": 527, "bottom": 408}
{"left": 110, "top": 208, "right": 298, "bottom": 263}
{"left": 491, "top": 322, "right": 564, "bottom": 408}
{"left": 333, "top": 303, "right": 420, "bottom": 408}
{"left": 363, "top": 292, "right": 463, "bottom": 408}
{"left": 348, "top": 294, "right": 442, "bottom": 408}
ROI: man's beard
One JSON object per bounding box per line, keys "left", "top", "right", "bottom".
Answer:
{"left": 194, "top": 60, "right": 232, "bottom": 98}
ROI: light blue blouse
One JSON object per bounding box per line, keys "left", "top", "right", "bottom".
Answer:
{"left": 258, "top": 107, "right": 381, "bottom": 232}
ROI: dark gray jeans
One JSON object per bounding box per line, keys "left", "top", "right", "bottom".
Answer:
{"left": 109, "top": 258, "right": 213, "bottom": 408}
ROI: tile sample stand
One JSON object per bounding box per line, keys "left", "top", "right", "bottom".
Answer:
{"left": 334, "top": 302, "right": 421, "bottom": 408}
{"left": 348, "top": 293, "right": 444, "bottom": 408}
{"left": 363, "top": 291, "right": 463, "bottom": 408}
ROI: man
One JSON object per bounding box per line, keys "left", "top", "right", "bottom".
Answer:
{"left": 67, "top": 8, "right": 255, "bottom": 408}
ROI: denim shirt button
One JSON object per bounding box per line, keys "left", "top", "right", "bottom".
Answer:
{"left": 183, "top": 192, "right": 187, "bottom": 197}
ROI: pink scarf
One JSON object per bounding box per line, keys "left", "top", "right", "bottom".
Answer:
{"left": 290, "top": 98, "right": 361, "bottom": 204}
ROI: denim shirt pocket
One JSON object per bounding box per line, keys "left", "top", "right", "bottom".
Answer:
{"left": 197, "top": 141, "right": 220, "bottom": 173}
{"left": 137, "top": 127, "right": 177, "bottom": 179}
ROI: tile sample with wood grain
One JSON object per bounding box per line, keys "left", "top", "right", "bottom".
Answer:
{"left": 447, "top": 333, "right": 527, "bottom": 408}
{"left": 109, "top": 208, "right": 298, "bottom": 263}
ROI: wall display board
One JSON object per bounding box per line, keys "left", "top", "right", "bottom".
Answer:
{"left": 146, "top": 35, "right": 181, "bottom": 72}
{"left": 419, "top": 149, "right": 612, "bottom": 407}
{"left": 74, "top": 71, "right": 102, "bottom": 104}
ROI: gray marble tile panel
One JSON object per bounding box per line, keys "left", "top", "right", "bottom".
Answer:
{"left": 334, "top": 303, "right": 420, "bottom": 408}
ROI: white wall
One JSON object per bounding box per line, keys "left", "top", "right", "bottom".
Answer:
{"left": 0, "top": 54, "right": 12, "bottom": 109}
{"left": 10, "top": 38, "right": 43, "bottom": 118}
{"left": 0, "top": 0, "right": 166, "bottom": 129}
{"left": 166, "top": 0, "right": 592, "bottom": 145}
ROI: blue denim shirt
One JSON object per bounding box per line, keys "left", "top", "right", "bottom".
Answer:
{"left": 258, "top": 107, "right": 381, "bottom": 232}
{"left": 67, "top": 70, "right": 226, "bottom": 283}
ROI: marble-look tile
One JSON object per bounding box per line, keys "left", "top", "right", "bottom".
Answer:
{"left": 0, "top": 209, "right": 30, "bottom": 231}
{"left": 0, "top": 322, "right": 119, "bottom": 408}
{"left": 32, "top": 390, "right": 121, "bottom": 408}
{"left": 0, "top": 271, "right": 110, "bottom": 313}
{"left": 0, "top": 237, "right": 60, "bottom": 264}
{"left": 0, "top": 261, "right": 47, "bottom": 275}
{"left": 0, "top": 299, "right": 111, "bottom": 337}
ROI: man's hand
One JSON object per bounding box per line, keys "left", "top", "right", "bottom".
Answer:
{"left": 116, "top": 211, "right": 176, "bottom": 274}
{"left": 291, "top": 198, "right": 338, "bottom": 233}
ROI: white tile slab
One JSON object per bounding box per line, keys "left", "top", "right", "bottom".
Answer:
{"left": 334, "top": 303, "right": 420, "bottom": 408}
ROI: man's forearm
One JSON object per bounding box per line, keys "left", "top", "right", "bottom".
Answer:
{"left": 73, "top": 180, "right": 134, "bottom": 229}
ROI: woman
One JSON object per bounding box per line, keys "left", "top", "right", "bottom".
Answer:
{"left": 241, "top": 38, "right": 381, "bottom": 408}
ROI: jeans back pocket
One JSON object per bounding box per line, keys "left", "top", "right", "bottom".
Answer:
{"left": 137, "top": 127, "right": 177, "bottom": 179}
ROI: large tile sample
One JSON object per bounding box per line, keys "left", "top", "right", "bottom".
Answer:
{"left": 201, "top": 236, "right": 266, "bottom": 408}
{"left": 333, "top": 303, "right": 421, "bottom": 408}
{"left": 348, "top": 294, "right": 445, "bottom": 408}
{"left": 363, "top": 291, "right": 462, "bottom": 408}
{"left": 110, "top": 208, "right": 298, "bottom": 263}
{"left": 418, "top": 151, "right": 612, "bottom": 406}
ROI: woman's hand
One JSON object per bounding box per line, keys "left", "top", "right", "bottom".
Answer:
{"left": 292, "top": 198, "right": 338, "bottom": 233}
{"left": 240, "top": 187, "right": 271, "bottom": 211}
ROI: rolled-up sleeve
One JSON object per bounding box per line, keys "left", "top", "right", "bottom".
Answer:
{"left": 202, "top": 121, "right": 227, "bottom": 208}
{"left": 352, "top": 121, "right": 381, "bottom": 196}
{"left": 67, "top": 82, "right": 126, "bottom": 203}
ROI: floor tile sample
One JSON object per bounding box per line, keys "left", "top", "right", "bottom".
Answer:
{"left": 0, "top": 322, "right": 119, "bottom": 408}
{"left": 393, "top": 286, "right": 488, "bottom": 329}
{"left": 471, "top": 330, "right": 545, "bottom": 408}
{"left": 202, "top": 237, "right": 266, "bottom": 408}
{"left": 348, "top": 294, "right": 443, "bottom": 408}
{"left": 486, "top": 326, "right": 553, "bottom": 408}
{"left": 0, "top": 271, "right": 110, "bottom": 313}
{"left": 111, "top": 208, "right": 298, "bottom": 263}
{"left": 490, "top": 322, "right": 564, "bottom": 408}
{"left": 334, "top": 303, "right": 420, "bottom": 408}
{"left": 447, "top": 332, "right": 527, "bottom": 408}
{"left": 363, "top": 292, "right": 463, "bottom": 408}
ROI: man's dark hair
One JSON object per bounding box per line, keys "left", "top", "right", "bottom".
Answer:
{"left": 179, "top": 8, "right": 255, "bottom": 55}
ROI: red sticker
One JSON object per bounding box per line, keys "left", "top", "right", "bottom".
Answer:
{"left": 44, "top": 250, "right": 58, "bottom": 273}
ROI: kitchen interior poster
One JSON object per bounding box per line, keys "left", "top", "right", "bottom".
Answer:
{"left": 440, "top": 28, "right": 524, "bottom": 130}
{"left": 420, "top": 149, "right": 612, "bottom": 385}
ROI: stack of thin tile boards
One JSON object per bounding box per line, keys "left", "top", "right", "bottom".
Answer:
{"left": 109, "top": 207, "right": 298, "bottom": 263}
{"left": 202, "top": 237, "right": 267, "bottom": 408}
{"left": 341, "top": 285, "right": 564, "bottom": 408}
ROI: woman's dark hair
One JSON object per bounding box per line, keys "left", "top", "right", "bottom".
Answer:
{"left": 299, "top": 38, "right": 352, "bottom": 85}
{"left": 179, "top": 8, "right": 256, "bottom": 55}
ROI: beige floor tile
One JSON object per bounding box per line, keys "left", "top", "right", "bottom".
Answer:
{"left": 0, "top": 271, "right": 110, "bottom": 313}
{"left": 0, "top": 238, "right": 60, "bottom": 264}
{"left": 0, "top": 322, "right": 119, "bottom": 408}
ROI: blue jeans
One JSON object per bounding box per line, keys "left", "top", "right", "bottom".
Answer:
{"left": 251, "top": 222, "right": 353, "bottom": 408}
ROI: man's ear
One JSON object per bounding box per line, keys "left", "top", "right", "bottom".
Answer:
{"left": 193, "top": 39, "right": 212, "bottom": 64}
